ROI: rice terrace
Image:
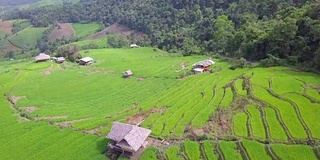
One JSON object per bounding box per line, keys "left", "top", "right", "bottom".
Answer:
{"left": 1, "top": 0, "right": 320, "bottom": 160}
{"left": 0, "top": 47, "right": 319, "bottom": 160}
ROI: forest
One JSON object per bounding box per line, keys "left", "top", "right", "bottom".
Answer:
{"left": 2, "top": 0, "right": 320, "bottom": 71}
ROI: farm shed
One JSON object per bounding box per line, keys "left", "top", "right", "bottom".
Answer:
{"left": 123, "top": 70, "right": 133, "bottom": 78}
{"left": 130, "top": 44, "right": 140, "bottom": 48}
{"left": 55, "top": 57, "right": 65, "bottom": 64}
{"left": 35, "top": 53, "right": 50, "bottom": 63}
{"left": 79, "top": 57, "right": 93, "bottom": 66}
{"left": 192, "top": 59, "right": 215, "bottom": 74}
{"left": 107, "top": 122, "right": 151, "bottom": 156}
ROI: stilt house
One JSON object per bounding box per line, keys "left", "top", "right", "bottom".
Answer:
{"left": 107, "top": 122, "right": 151, "bottom": 156}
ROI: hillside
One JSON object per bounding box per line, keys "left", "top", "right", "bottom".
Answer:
{"left": 48, "top": 23, "right": 74, "bottom": 42}
{"left": 8, "top": 26, "right": 48, "bottom": 48}
{"left": 85, "top": 23, "right": 144, "bottom": 40}
{"left": 1, "top": 47, "right": 320, "bottom": 159}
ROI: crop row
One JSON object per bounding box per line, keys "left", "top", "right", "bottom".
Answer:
{"left": 145, "top": 140, "right": 319, "bottom": 160}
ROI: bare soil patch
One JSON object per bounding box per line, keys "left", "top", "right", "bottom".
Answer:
{"left": 90, "top": 68, "right": 115, "bottom": 74}
{"left": 136, "top": 77, "right": 145, "bottom": 81}
{"left": 176, "top": 62, "right": 188, "bottom": 72}
{"left": 43, "top": 64, "right": 54, "bottom": 76}
{"left": 48, "top": 23, "right": 74, "bottom": 42}
{"left": 126, "top": 107, "right": 167, "bottom": 125}
{"left": 56, "top": 118, "right": 92, "bottom": 128}
{"left": 0, "top": 20, "right": 13, "bottom": 34}
{"left": 8, "top": 96, "right": 26, "bottom": 105}
{"left": 85, "top": 23, "right": 144, "bottom": 40}
{"left": 25, "top": 106, "right": 39, "bottom": 113}
{"left": 35, "top": 115, "right": 68, "bottom": 121}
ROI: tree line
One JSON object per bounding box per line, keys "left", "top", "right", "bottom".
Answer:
{"left": 2, "top": 0, "right": 320, "bottom": 71}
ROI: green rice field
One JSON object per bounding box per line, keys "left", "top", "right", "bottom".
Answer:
{"left": 8, "top": 26, "right": 49, "bottom": 48}
{"left": 71, "top": 23, "right": 102, "bottom": 38}
{"left": 1, "top": 47, "right": 320, "bottom": 159}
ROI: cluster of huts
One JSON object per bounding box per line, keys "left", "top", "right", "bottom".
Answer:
{"left": 34, "top": 53, "right": 95, "bottom": 66}
{"left": 35, "top": 53, "right": 66, "bottom": 64}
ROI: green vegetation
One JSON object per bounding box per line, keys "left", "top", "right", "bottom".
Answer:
{"left": 285, "top": 94, "right": 320, "bottom": 139}
{"left": 140, "top": 147, "right": 158, "bottom": 160}
{"left": 264, "top": 107, "right": 288, "bottom": 141}
{"left": 247, "top": 105, "right": 265, "bottom": 139}
{"left": 235, "top": 79, "right": 247, "bottom": 96}
{"left": 306, "top": 89, "right": 320, "bottom": 101}
{"left": 271, "top": 144, "right": 318, "bottom": 160}
{"left": 70, "top": 37, "right": 107, "bottom": 49}
{"left": 8, "top": 26, "right": 48, "bottom": 48}
{"left": 184, "top": 141, "right": 201, "bottom": 160}
{"left": 165, "top": 146, "right": 183, "bottom": 160}
{"left": 242, "top": 140, "right": 271, "bottom": 160}
{"left": 203, "top": 141, "right": 218, "bottom": 160}
{"left": 252, "top": 86, "right": 307, "bottom": 139}
{"left": 71, "top": 23, "right": 102, "bottom": 38}
{"left": 272, "top": 77, "right": 304, "bottom": 95}
{"left": 233, "top": 113, "right": 248, "bottom": 137}
{"left": 1, "top": 47, "right": 320, "bottom": 159}
{"left": 219, "top": 141, "right": 242, "bottom": 160}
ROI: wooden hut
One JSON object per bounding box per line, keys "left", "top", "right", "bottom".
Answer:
{"left": 79, "top": 57, "right": 93, "bottom": 66}
{"left": 55, "top": 57, "right": 65, "bottom": 64}
{"left": 123, "top": 70, "right": 133, "bottom": 78}
{"left": 192, "top": 60, "right": 215, "bottom": 74}
{"left": 107, "top": 122, "right": 151, "bottom": 156}
{"left": 35, "top": 53, "right": 50, "bottom": 63}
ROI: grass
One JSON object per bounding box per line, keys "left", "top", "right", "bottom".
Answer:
{"left": 242, "top": 140, "right": 271, "bottom": 160}
{"left": 71, "top": 23, "right": 102, "bottom": 38}
{"left": 264, "top": 107, "right": 287, "bottom": 141}
{"left": 219, "top": 141, "right": 242, "bottom": 160}
{"left": 184, "top": 141, "right": 202, "bottom": 160}
{"left": 1, "top": 48, "right": 320, "bottom": 159}
{"left": 247, "top": 105, "right": 265, "bottom": 139}
{"left": 271, "top": 144, "right": 317, "bottom": 160}
{"left": 8, "top": 26, "right": 49, "bottom": 48}
{"left": 306, "top": 89, "right": 320, "bottom": 101}
{"left": 220, "top": 87, "right": 233, "bottom": 108}
{"left": 252, "top": 85, "right": 307, "bottom": 139}
{"left": 285, "top": 93, "right": 320, "bottom": 139}
{"left": 203, "top": 141, "right": 218, "bottom": 160}
{"left": 233, "top": 113, "right": 248, "bottom": 137}
{"left": 166, "top": 146, "right": 183, "bottom": 160}
{"left": 140, "top": 147, "right": 158, "bottom": 160}
{"left": 70, "top": 37, "right": 108, "bottom": 49}
{"left": 235, "top": 79, "right": 247, "bottom": 96}
{"left": 0, "top": 70, "right": 106, "bottom": 160}
{"left": 0, "top": 30, "right": 6, "bottom": 39}
{"left": 272, "top": 77, "right": 304, "bottom": 95}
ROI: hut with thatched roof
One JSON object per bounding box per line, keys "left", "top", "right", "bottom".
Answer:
{"left": 55, "top": 57, "right": 65, "bottom": 64}
{"left": 107, "top": 122, "right": 151, "bottom": 155}
{"left": 35, "top": 53, "right": 50, "bottom": 63}
{"left": 123, "top": 70, "right": 133, "bottom": 78}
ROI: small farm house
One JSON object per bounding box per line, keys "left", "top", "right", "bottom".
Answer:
{"left": 130, "top": 44, "right": 140, "bottom": 48}
{"left": 55, "top": 57, "right": 65, "bottom": 64}
{"left": 35, "top": 53, "right": 50, "bottom": 63}
{"left": 79, "top": 57, "right": 93, "bottom": 66}
{"left": 123, "top": 70, "right": 133, "bottom": 78}
{"left": 107, "top": 122, "right": 151, "bottom": 155}
{"left": 192, "top": 59, "right": 215, "bottom": 74}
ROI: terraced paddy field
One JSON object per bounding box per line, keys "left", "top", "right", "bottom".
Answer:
{"left": 1, "top": 47, "right": 320, "bottom": 159}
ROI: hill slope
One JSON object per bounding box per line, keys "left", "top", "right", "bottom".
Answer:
{"left": 1, "top": 48, "right": 320, "bottom": 159}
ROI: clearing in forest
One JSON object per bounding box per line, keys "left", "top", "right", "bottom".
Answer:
{"left": 85, "top": 23, "right": 144, "bottom": 39}
{"left": 48, "top": 23, "right": 74, "bottom": 41}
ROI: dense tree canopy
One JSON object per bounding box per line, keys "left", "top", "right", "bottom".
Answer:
{"left": 3, "top": 0, "right": 320, "bottom": 71}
